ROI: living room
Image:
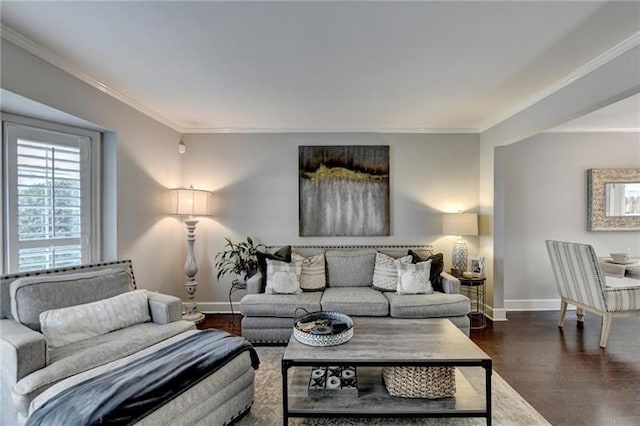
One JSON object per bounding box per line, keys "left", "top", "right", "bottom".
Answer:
{"left": 1, "top": 1, "right": 639, "bottom": 425}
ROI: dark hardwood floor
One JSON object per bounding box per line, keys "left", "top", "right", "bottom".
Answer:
{"left": 200, "top": 311, "right": 640, "bottom": 425}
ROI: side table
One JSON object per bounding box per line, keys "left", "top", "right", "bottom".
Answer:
{"left": 458, "top": 276, "right": 487, "bottom": 329}
{"left": 228, "top": 279, "right": 246, "bottom": 325}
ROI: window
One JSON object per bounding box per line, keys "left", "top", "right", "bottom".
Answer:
{"left": 3, "top": 118, "right": 101, "bottom": 273}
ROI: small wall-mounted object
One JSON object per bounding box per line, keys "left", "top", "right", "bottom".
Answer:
{"left": 178, "top": 140, "right": 186, "bottom": 154}
{"left": 587, "top": 168, "right": 640, "bottom": 231}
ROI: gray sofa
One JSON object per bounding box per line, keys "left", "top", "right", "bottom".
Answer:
{"left": 240, "top": 245, "right": 471, "bottom": 344}
{"left": 0, "top": 260, "right": 255, "bottom": 425}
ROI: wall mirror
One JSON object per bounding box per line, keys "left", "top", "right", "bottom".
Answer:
{"left": 605, "top": 182, "right": 640, "bottom": 216}
{"left": 588, "top": 168, "right": 640, "bottom": 231}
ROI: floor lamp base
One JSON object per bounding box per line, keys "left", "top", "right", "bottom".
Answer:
{"left": 182, "top": 311, "right": 205, "bottom": 324}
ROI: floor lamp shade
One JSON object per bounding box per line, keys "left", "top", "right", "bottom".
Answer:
{"left": 169, "top": 187, "right": 211, "bottom": 217}
{"left": 442, "top": 213, "right": 478, "bottom": 273}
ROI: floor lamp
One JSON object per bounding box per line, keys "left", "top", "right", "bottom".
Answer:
{"left": 170, "top": 186, "right": 212, "bottom": 324}
{"left": 442, "top": 212, "right": 478, "bottom": 274}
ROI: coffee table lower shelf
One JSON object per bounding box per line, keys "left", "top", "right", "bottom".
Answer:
{"left": 286, "top": 366, "right": 487, "bottom": 422}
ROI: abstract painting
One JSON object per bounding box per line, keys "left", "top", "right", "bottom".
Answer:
{"left": 299, "top": 145, "right": 390, "bottom": 236}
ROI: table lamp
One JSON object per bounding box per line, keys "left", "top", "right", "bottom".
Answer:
{"left": 170, "top": 185, "right": 212, "bottom": 324}
{"left": 442, "top": 212, "right": 478, "bottom": 273}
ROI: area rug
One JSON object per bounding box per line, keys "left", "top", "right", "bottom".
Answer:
{"left": 237, "top": 347, "right": 550, "bottom": 426}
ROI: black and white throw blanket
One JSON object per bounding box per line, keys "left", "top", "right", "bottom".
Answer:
{"left": 27, "top": 329, "right": 260, "bottom": 426}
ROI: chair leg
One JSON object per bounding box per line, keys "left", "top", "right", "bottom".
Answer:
{"left": 600, "top": 313, "right": 613, "bottom": 349}
{"left": 576, "top": 307, "right": 585, "bottom": 323}
{"left": 558, "top": 299, "right": 568, "bottom": 328}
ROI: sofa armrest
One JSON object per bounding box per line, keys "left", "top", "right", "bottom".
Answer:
{"left": 0, "top": 319, "right": 46, "bottom": 384}
{"left": 147, "top": 292, "right": 182, "bottom": 324}
{"left": 246, "top": 272, "right": 263, "bottom": 295}
{"left": 441, "top": 272, "right": 461, "bottom": 294}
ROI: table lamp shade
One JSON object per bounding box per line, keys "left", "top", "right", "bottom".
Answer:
{"left": 170, "top": 187, "right": 211, "bottom": 216}
{"left": 442, "top": 213, "right": 478, "bottom": 236}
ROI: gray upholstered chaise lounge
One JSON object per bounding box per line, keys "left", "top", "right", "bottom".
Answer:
{"left": 241, "top": 245, "right": 471, "bottom": 344}
{"left": 0, "top": 260, "right": 256, "bottom": 425}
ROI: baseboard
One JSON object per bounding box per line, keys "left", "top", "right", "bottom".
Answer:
{"left": 190, "top": 302, "right": 240, "bottom": 314}
{"left": 485, "top": 306, "right": 508, "bottom": 321}
{"left": 504, "top": 299, "right": 576, "bottom": 311}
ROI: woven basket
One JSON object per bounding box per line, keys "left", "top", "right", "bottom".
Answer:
{"left": 382, "top": 366, "right": 456, "bottom": 399}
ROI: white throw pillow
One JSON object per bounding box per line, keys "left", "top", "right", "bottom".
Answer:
{"left": 296, "top": 252, "right": 326, "bottom": 291}
{"left": 265, "top": 255, "right": 303, "bottom": 294}
{"left": 40, "top": 289, "right": 151, "bottom": 349}
{"left": 397, "top": 260, "right": 434, "bottom": 295}
{"left": 372, "top": 252, "right": 413, "bottom": 291}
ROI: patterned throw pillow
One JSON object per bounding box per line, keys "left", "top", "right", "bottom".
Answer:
{"left": 256, "top": 246, "right": 292, "bottom": 291}
{"left": 372, "top": 252, "right": 413, "bottom": 291}
{"left": 295, "top": 253, "right": 326, "bottom": 291}
{"left": 396, "top": 260, "right": 434, "bottom": 295}
{"left": 408, "top": 250, "right": 444, "bottom": 292}
{"left": 265, "top": 254, "right": 303, "bottom": 294}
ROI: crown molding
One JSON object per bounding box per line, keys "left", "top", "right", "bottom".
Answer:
{"left": 479, "top": 31, "right": 640, "bottom": 133}
{"left": 1, "top": 23, "right": 183, "bottom": 133}
{"left": 543, "top": 128, "right": 640, "bottom": 134}
{"left": 180, "top": 127, "right": 480, "bottom": 134}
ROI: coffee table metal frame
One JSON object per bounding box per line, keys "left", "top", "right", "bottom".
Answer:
{"left": 281, "top": 318, "right": 492, "bottom": 425}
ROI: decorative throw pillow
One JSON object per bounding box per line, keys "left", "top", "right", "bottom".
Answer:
{"left": 396, "top": 260, "right": 434, "bottom": 295}
{"left": 265, "top": 255, "right": 303, "bottom": 295}
{"left": 408, "top": 250, "right": 444, "bottom": 292}
{"left": 256, "top": 246, "right": 292, "bottom": 291}
{"left": 39, "top": 289, "right": 150, "bottom": 349}
{"left": 295, "top": 252, "right": 326, "bottom": 291}
{"left": 372, "top": 252, "right": 413, "bottom": 291}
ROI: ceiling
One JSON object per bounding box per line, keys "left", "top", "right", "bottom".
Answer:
{"left": 1, "top": 1, "right": 640, "bottom": 133}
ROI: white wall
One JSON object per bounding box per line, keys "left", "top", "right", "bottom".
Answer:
{"left": 500, "top": 132, "right": 640, "bottom": 310}
{"left": 1, "top": 39, "right": 186, "bottom": 297}
{"left": 181, "top": 133, "right": 480, "bottom": 310}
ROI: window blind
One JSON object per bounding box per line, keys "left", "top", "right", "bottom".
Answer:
{"left": 4, "top": 120, "right": 99, "bottom": 273}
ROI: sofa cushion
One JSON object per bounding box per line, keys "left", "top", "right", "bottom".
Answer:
{"left": 372, "top": 253, "right": 412, "bottom": 292}
{"left": 396, "top": 261, "right": 433, "bottom": 295}
{"left": 384, "top": 292, "right": 470, "bottom": 318}
{"left": 296, "top": 253, "right": 326, "bottom": 291}
{"left": 240, "top": 292, "right": 322, "bottom": 317}
{"left": 40, "top": 290, "right": 151, "bottom": 349}
{"left": 321, "top": 287, "right": 389, "bottom": 316}
{"left": 12, "top": 320, "right": 195, "bottom": 416}
{"left": 10, "top": 267, "right": 134, "bottom": 332}
{"left": 325, "top": 249, "right": 377, "bottom": 287}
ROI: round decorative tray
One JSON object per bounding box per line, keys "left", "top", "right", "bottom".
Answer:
{"left": 293, "top": 310, "right": 354, "bottom": 347}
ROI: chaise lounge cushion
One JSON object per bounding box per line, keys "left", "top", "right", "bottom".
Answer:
{"left": 12, "top": 320, "right": 195, "bottom": 418}
{"left": 240, "top": 292, "right": 322, "bottom": 317}
{"left": 384, "top": 292, "right": 470, "bottom": 318}
{"left": 10, "top": 267, "right": 134, "bottom": 332}
{"left": 321, "top": 287, "right": 389, "bottom": 316}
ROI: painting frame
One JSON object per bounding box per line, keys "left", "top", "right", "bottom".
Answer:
{"left": 298, "top": 145, "right": 390, "bottom": 236}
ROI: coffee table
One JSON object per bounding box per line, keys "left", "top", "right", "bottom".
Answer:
{"left": 282, "top": 318, "right": 492, "bottom": 425}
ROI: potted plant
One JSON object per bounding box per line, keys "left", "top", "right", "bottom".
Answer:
{"left": 214, "top": 237, "right": 265, "bottom": 284}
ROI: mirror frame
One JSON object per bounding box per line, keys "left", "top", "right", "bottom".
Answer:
{"left": 587, "top": 168, "right": 640, "bottom": 231}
